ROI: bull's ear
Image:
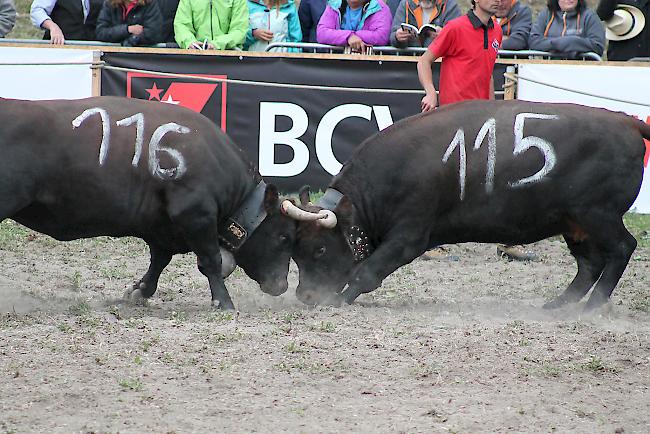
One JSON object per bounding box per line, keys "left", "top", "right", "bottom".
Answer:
{"left": 298, "top": 185, "right": 311, "bottom": 206}
{"left": 264, "top": 183, "right": 279, "bottom": 212}
{"left": 334, "top": 195, "right": 354, "bottom": 227}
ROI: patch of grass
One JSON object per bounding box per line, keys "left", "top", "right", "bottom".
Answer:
{"left": 57, "top": 322, "right": 72, "bottom": 333}
{"left": 68, "top": 299, "right": 91, "bottom": 316}
{"left": 285, "top": 341, "right": 305, "bottom": 354}
{"left": 624, "top": 213, "right": 650, "bottom": 249}
{"left": 141, "top": 336, "right": 160, "bottom": 352}
{"left": 213, "top": 331, "right": 246, "bottom": 344}
{"left": 309, "top": 321, "right": 336, "bottom": 333}
{"left": 0, "top": 220, "right": 32, "bottom": 250}
{"left": 581, "top": 356, "right": 620, "bottom": 374}
{"left": 169, "top": 310, "right": 188, "bottom": 324}
{"left": 118, "top": 377, "right": 143, "bottom": 392}
{"left": 206, "top": 311, "right": 234, "bottom": 323}
{"left": 99, "top": 265, "right": 132, "bottom": 280}
{"left": 70, "top": 271, "right": 82, "bottom": 290}
{"left": 282, "top": 311, "right": 304, "bottom": 324}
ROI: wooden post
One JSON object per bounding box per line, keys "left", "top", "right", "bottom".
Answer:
{"left": 92, "top": 50, "right": 101, "bottom": 97}
{"left": 504, "top": 65, "right": 516, "bottom": 100}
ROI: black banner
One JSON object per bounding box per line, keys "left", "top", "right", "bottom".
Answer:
{"left": 102, "top": 52, "right": 505, "bottom": 191}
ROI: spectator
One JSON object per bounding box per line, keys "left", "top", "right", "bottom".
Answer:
{"left": 528, "top": 0, "right": 606, "bottom": 58}
{"left": 390, "top": 0, "right": 461, "bottom": 49}
{"left": 495, "top": 0, "right": 532, "bottom": 50}
{"left": 174, "top": 0, "right": 248, "bottom": 49}
{"left": 245, "top": 0, "right": 302, "bottom": 51}
{"left": 31, "top": 0, "right": 104, "bottom": 43}
{"left": 597, "top": 1, "right": 648, "bottom": 60}
{"left": 317, "top": 0, "right": 392, "bottom": 52}
{"left": 95, "top": 0, "right": 162, "bottom": 46}
{"left": 159, "top": 0, "right": 180, "bottom": 43}
{"left": 299, "top": 0, "right": 327, "bottom": 42}
{"left": 0, "top": 0, "right": 16, "bottom": 37}
{"left": 416, "top": 0, "right": 502, "bottom": 110}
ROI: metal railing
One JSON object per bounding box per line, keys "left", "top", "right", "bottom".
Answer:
{"left": 0, "top": 38, "right": 602, "bottom": 60}
{"left": 0, "top": 38, "right": 177, "bottom": 48}
{"left": 265, "top": 42, "right": 602, "bottom": 60}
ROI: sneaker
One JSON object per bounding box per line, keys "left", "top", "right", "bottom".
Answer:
{"left": 497, "top": 244, "right": 537, "bottom": 262}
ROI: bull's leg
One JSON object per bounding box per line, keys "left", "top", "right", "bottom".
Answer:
{"left": 543, "top": 237, "right": 605, "bottom": 309}
{"left": 341, "top": 227, "right": 429, "bottom": 304}
{"left": 197, "top": 253, "right": 235, "bottom": 310}
{"left": 583, "top": 220, "right": 636, "bottom": 311}
{"left": 170, "top": 202, "right": 235, "bottom": 309}
{"left": 124, "top": 244, "right": 173, "bottom": 302}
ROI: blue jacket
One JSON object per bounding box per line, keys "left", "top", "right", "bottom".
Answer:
{"left": 245, "top": 0, "right": 302, "bottom": 51}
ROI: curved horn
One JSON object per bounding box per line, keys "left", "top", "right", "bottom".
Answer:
{"left": 281, "top": 200, "right": 325, "bottom": 222}
{"left": 316, "top": 210, "right": 337, "bottom": 228}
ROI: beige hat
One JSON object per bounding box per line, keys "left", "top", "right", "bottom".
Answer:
{"left": 605, "top": 5, "right": 645, "bottom": 41}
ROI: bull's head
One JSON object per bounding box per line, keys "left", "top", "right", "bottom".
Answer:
{"left": 233, "top": 184, "right": 297, "bottom": 296}
{"left": 285, "top": 187, "right": 357, "bottom": 305}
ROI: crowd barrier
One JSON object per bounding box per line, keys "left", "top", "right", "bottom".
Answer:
{"left": 264, "top": 41, "right": 602, "bottom": 60}
{"left": 0, "top": 38, "right": 601, "bottom": 60}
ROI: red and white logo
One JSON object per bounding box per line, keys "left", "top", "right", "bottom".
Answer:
{"left": 126, "top": 72, "right": 228, "bottom": 131}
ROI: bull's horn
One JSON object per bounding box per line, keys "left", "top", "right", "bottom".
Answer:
{"left": 281, "top": 200, "right": 325, "bottom": 221}
{"left": 316, "top": 210, "right": 337, "bottom": 228}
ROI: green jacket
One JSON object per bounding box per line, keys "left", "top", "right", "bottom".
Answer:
{"left": 174, "top": 0, "right": 249, "bottom": 49}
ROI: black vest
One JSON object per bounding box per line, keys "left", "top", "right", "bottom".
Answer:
{"left": 43, "top": 0, "right": 103, "bottom": 41}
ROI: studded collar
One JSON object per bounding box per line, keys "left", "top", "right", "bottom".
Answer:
{"left": 316, "top": 188, "right": 374, "bottom": 263}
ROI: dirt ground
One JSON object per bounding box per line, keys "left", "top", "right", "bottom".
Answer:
{"left": 0, "top": 221, "right": 649, "bottom": 434}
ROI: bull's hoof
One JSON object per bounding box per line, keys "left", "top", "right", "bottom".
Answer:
{"left": 340, "top": 290, "right": 360, "bottom": 305}
{"left": 542, "top": 295, "right": 569, "bottom": 310}
{"left": 583, "top": 293, "right": 610, "bottom": 312}
{"left": 123, "top": 285, "right": 148, "bottom": 306}
{"left": 211, "top": 299, "right": 235, "bottom": 310}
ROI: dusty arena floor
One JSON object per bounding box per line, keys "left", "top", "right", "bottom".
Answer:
{"left": 0, "top": 221, "right": 649, "bottom": 433}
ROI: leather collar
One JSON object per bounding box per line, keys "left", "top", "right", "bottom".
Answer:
{"left": 218, "top": 181, "right": 268, "bottom": 251}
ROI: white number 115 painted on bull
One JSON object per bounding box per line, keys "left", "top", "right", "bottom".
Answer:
{"left": 442, "top": 112, "right": 559, "bottom": 201}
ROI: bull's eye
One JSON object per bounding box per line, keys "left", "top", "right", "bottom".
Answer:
{"left": 314, "top": 246, "right": 326, "bottom": 258}
{"left": 279, "top": 234, "right": 290, "bottom": 245}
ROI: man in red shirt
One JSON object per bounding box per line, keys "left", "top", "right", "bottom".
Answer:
{"left": 417, "top": 0, "right": 502, "bottom": 110}
{"left": 416, "top": 0, "right": 537, "bottom": 261}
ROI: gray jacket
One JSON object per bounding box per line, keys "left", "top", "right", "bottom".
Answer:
{"left": 497, "top": 1, "right": 532, "bottom": 50}
{"left": 529, "top": 7, "right": 606, "bottom": 56}
{"left": 0, "top": 0, "right": 16, "bottom": 37}
{"left": 389, "top": 0, "right": 460, "bottom": 48}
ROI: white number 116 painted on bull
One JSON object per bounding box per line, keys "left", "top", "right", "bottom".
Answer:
{"left": 442, "top": 112, "right": 559, "bottom": 201}
{"left": 72, "top": 108, "right": 189, "bottom": 180}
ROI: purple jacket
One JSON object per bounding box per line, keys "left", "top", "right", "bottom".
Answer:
{"left": 317, "top": 0, "right": 392, "bottom": 46}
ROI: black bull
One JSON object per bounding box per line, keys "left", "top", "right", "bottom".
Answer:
{"left": 0, "top": 96, "right": 297, "bottom": 309}
{"left": 289, "top": 100, "right": 650, "bottom": 310}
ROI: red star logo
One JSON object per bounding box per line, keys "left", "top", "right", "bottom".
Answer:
{"left": 145, "top": 83, "right": 164, "bottom": 101}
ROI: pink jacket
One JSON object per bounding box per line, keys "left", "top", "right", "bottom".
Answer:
{"left": 316, "top": 0, "right": 392, "bottom": 46}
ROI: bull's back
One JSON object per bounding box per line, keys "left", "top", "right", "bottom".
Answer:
{"left": 0, "top": 97, "right": 249, "bottom": 243}
{"left": 337, "top": 100, "right": 646, "bottom": 244}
